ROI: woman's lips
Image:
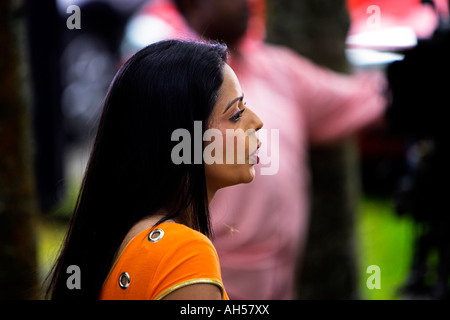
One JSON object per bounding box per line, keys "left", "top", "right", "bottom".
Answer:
{"left": 250, "top": 142, "right": 262, "bottom": 164}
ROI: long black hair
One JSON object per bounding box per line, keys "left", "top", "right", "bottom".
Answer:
{"left": 46, "top": 40, "right": 228, "bottom": 299}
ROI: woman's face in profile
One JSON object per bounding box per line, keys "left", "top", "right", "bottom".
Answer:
{"left": 204, "top": 63, "right": 263, "bottom": 192}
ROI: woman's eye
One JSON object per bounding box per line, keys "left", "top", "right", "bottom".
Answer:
{"left": 229, "top": 108, "right": 245, "bottom": 122}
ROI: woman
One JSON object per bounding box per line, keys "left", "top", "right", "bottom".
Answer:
{"left": 46, "top": 40, "right": 263, "bottom": 300}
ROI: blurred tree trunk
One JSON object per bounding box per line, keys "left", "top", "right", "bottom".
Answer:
{"left": 266, "top": 0, "right": 360, "bottom": 299}
{"left": 0, "top": 0, "right": 39, "bottom": 299}
{"left": 25, "top": 0, "right": 64, "bottom": 214}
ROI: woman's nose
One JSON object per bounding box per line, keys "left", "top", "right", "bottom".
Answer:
{"left": 248, "top": 107, "right": 263, "bottom": 131}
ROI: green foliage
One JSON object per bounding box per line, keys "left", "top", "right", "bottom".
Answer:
{"left": 357, "top": 197, "right": 415, "bottom": 300}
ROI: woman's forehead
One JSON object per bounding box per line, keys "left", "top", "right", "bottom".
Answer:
{"left": 219, "top": 64, "right": 242, "bottom": 99}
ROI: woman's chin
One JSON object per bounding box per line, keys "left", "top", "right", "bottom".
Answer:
{"left": 240, "top": 165, "right": 256, "bottom": 184}
{"left": 211, "top": 165, "right": 257, "bottom": 191}
{"left": 248, "top": 166, "right": 256, "bottom": 181}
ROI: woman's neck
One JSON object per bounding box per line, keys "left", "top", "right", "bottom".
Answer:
{"left": 207, "top": 189, "right": 215, "bottom": 206}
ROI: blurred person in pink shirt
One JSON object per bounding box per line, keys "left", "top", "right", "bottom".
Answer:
{"left": 121, "top": 0, "right": 386, "bottom": 299}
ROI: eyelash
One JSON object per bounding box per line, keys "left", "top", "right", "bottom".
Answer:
{"left": 229, "top": 102, "right": 246, "bottom": 122}
{"left": 229, "top": 108, "right": 245, "bottom": 122}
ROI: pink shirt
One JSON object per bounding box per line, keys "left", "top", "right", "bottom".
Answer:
{"left": 124, "top": 0, "right": 386, "bottom": 299}
{"left": 211, "top": 47, "right": 385, "bottom": 299}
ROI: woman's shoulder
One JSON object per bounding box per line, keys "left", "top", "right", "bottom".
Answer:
{"left": 147, "top": 222, "right": 214, "bottom": 250}
{"left": 121, "top": 222, "right": 217, "bottom": 262}
{"left": 118, "top": 218, "right": 213, "bottom": 253}
{"left": 100, "top": 222, "right": 225, "bottom": 300}
{"left": 159, "top": 221, "right": 209, "bottom": 240}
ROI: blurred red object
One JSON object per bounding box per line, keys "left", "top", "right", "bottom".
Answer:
{"left": 346, "top": 0, "right": 449, "bottom": 39}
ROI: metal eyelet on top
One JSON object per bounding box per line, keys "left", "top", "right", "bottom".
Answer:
{"left": 148, "top": 228, "right": 164, "bottom": 243}
{"left": 118, "top": 272, "right": 130, "bottom": 289}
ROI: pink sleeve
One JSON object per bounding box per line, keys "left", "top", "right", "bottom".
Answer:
{"left": 286, "top": 50, "right": 387, "bottom": 144}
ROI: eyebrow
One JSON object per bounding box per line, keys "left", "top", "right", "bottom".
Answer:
{"left": 223, "top": 95, "right": 244, "bottom": 114}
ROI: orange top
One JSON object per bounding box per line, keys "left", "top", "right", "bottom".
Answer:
{"left": 99, "top": 222, "right": 229, "bottom": 300}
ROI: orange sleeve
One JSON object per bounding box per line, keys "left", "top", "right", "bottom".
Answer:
{"left": 150, "top": 227, "right": 227, "bottom": 300}
{"left": 99, "top": 223, "right": 228, "bottom": 300}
